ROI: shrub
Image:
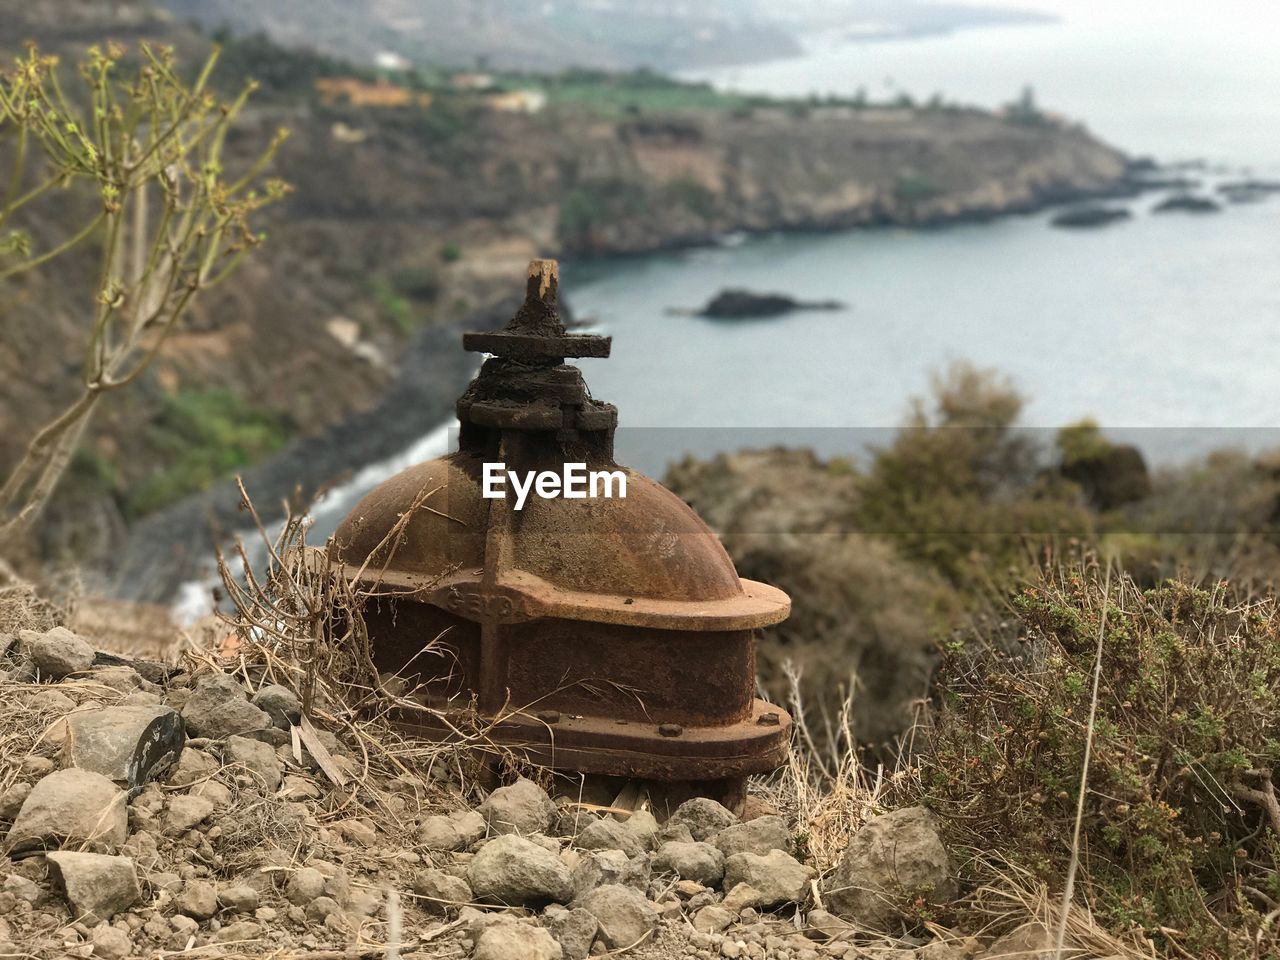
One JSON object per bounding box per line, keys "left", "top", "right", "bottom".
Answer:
{"left": 911, "top": 568, "right": 1280, "bottom": 957}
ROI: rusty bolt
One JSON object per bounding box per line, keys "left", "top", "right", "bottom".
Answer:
{"left": 537, "top": 710, "right": 561, "bottom": 724}
{"left": 658, "top": 723, "right": 683, "bottom": 738}
{"left": 757, "top": 712, "right": 780, "bottom": 726}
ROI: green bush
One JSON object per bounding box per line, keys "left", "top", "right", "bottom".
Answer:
{"left": 126, "top": 390, "right": 290, "bottom": 517}
{"left": 912, "top": 570, "right": 1280, "bottom": 957}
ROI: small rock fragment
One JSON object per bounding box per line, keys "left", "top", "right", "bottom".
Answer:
{"left": 218, "top": 885, "right": 260, "bottom": 914}
{"left": 474, "top": 920, "right": 562, "bottom": 960}
{"left": 478, "top": 777, "right": 557, "bottom": 835}
{"left": 822, "top": 806, "right": 955, "bottom": 930}
{"left": 576, "top": 817, "right": 646, "bottom": 858}
{"left": 571, "top": 849, "right": 651, "bottom": 900}
{"left": 714, "top": 816, "right": 793, "bottom": 858}
{"left": 6, "top": 769, "right": 128, "bottom": 853}
{"left": 665, "top": 797, "right": 737, "bottom": 842}
{"left": 180, "top": 673, "right": 271, "bottom": 739}
{"left": 286, "top": 867, "right": 327, "bottom": 905}
{"left": 545, "top": 904, "right": 598, "bottom": 960}
{"left": 164, "top": 794, "right": 215, "bottom": 835}
{"left": 175, "top": 880, "right": 218, "bottom": 920}
{"left": 224, "top": 735, "right": 283, "bottom": 792}
{"left": 580, "top": 883, "right": 658, "bottom": 949}
{"left": 412, "top": 868, "right": 472, "bottom": 914}
{"left": 45, "top": 852, "right": 140, "bottom": 924}
{"left": 723, "top": 850, "right": 812, "bottom": 908}
{"left": 90, "top": 924, "right": 132, "bottom": 960}
{"left": 468, "top": 834, "right": 573, "bottom": 906}
{"left": 654, "top": 840, "right": 725, "bottom": 887}
{"left": 693, "top": 904, "right": 734, "bottom": 934}
{"left": 250, "top": 684, "right": 302, "bottom": 728}
{"left": 21, "top": 626, "right": 94, "bottom": 679}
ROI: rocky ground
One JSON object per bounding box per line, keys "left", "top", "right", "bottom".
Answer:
{"left": 0, "top": 613, "right": 1139, "bottom": 960}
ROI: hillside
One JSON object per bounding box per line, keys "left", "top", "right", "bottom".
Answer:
{"left": 0, "top": 8, "right": 1133, "bottom": 591}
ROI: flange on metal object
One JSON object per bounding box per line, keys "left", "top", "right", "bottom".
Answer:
{"left": 331, "top": 259, "right": 792, "bottom": 806}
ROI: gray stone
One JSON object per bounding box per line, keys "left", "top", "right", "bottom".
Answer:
{"left": 5, "top": 769, "right": 128, "bottom": 853}
{"left": 666, "top": 797, "right": 737, "bottom": 842}
{"left": 722, "top": 883, "right": 764, "bottom": 913}
{"left": 61, "top": 704, "right": 185, "bottom": 787}
{"left": 89, "top": 666, "right": 147, "bottom": 693}
{"left": 654, "top": 840, "right": 725, "bottom": 887}
{"left": 544, "top": 905, "right": 598, "bottom": 960}
{"left": 823, "top": 806, "right": 955, "bottom": 930}
{"left": 467, "top": 834, "right": 573, "bottom": 906}
{"left": 218, "top": 884, "right": 260, "bottom": 913}
{"left": 977, "top": 923, "right": 1086, "bottom": 960}
{"left": 570, "top": 849, "right": 651, "bottom": 900}
{"left": 251, "top": 684, "right": 302, "bottom": 728}
{"left": 412, "top": 867, "right": 472, "bottom": 914}
{"left": 621, "top": 810, "right": 660, "bottom": 851}
{"left": 580, "top": 883, "right": 657, "bottom": 950}
{"left": 214, "top": 920, "right": 263, "bottom": 943}
{"left": 28, "top": 689, "right": 76, "bottom": 712}
{"left": 169, "top": 747, "right": 217, "bottom": 787}
{"left": 576, "top": 817, "right": 646, "bottom": 858}
{"left": 175, "top": 879, "right": 218, "bottom": 920}
{"left": 180, "top": 673, "right": 271, "bottom": 739}
{"left": 0, "top": 783, "right": 29, "bottom": 819}
{"left": 454, "top": 809, "right": 488, "bottom": 846}
{"left": 224, "top": 735, "right": 283, "bottom": 792}
{"left": 286, "top": 867, "right": 326, "bottom": 905}
{"left": 45, "top": 852, "right": 140, "bottom": 924}
{"left": 723, "top": 850, "right": 812, "bottom": 908}
{"left": 21, "top": 627, "right": 94, "bottom": 679}
{"left": 306, "top": 895, "right": 341, "bottom": 920}
{"left": 478, "top": 777, "right": 556, "bottom": 835}
{"left": 474, "top": 920, "right": 562, "bottom": 960}
{"left": 165, "top": 794, "right": 215, "bottom": 835}
{"left": 693, "top": 904, "right": 734, "bottom": 934}
{"left": 90, "top": 924, "right": 132, "bottom": 960}
{"left": 805, "top": 908, "right": 854, "bottom": 942}
{"left": 418, "top": 815, "right": 464, "bottom": 851}
{"left": 192, "top": 780, "right": 233, "bottom": 809}
{"left": 714, "top": 816, "right": 793, "bottom": 858}
{"left": 2, "top": 873, "right": 40, "bottom": 903}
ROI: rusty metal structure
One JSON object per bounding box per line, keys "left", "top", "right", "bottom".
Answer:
{"left": 332, "top": 259, "right": 792, "bottom": 806}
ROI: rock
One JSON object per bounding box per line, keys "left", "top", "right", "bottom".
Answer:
{"left": 45, "top": 852, "right": 140, "bottom": 924}
{"left": 919, "top": 941, "right": 978, "bottom": 960}
{"left": 468, "top": 834, "right": 573, "bottom": 906}
{"left": 714, "top": 816, "right": 792, "bottom": 858}
{"left": 1049, "top": 205, "right": 1131, "bottom": 229}
{"left": 722, "top": 883, "right": 764, "bottom": 913}
{"left": 580, "top": 883, "right": 657, "bottom": 950}
{"left": 28, "top": 689, "right": 76, "bottom": 712}
{"left": 654, "top": 841, "right": 725, "bottom": 886}
{"left": 214, "top": 919, "right": 263, "bottom": 943}
{"left": 478, "top": 777, "right": 556, "bottom": 835}
{"left": 723, "top": 850, "right": 812, "bottom": 908}
{"left": 224, "top": 735, "right": 283, "bottom": 792}
{"left": 63, "top": 704, "right": 186, "bottom": 788}
{"left": 977, "top": 922, "right": 1087, "bottom": 959}
{"left": 0, "top": 783, "right": 30, "bottom": 820}
{"left": 335, "top": 818, "right": 378, "bottom": 846}
{"left": 693, "top": 904, "right": 734, "bottom": 934}
{"left": 286, "top": 866, "right": 327, "bottom": 905}
{"left": 306, "top": 895, "right": 341, "bottom": 920}
{"left": 576, "top": 817, "right": 646, "bottom": 858}
{"left": 806, "top": 908, "right": 854, "bottom": 942}
{"left": 164, "top": 794, "right": 215, "bottom": 835}
{"left": 192, "top": 780, "right": 233, "bottom": 809}
{"left": 169, "top": 747, "right": 217, "bottom": 787}
{"left": 21, "top": 626, "right": 94, "bottom": 679}
{"left": 2, "top": 873, "right": 39, "bottom": 904}
{"left": 412, "top": 868, "right": 471, "bottom": 914}
{"left": 621, "top": 810, "right": 660, "bottom": 850}
{"left": 823, "top": 807, "right": 955, "bottom": 930}
{"left": 250, "top": 684, "right": 302, "bottom": 728}
{"left": 19, "top": 756, "right": 54, "bottom": 778}
{"left": 90, "top": 665, "right": 148, "bottom": 693}
{"left": 571, "top": 849, "right": 651, "bottom": 900}
{"left": 545, "top": 905, "right": 598, "bottom": 960}
{"left": 218, "top": 884, "right": 260, "bottom": 913}
{"left": 1153, "top": 193, "right": 1221, "bottom": 213}
{"left": 454, "top": 809, "right": 488, "bottom": 846}
{"left": 5, "top": 769, "right": 128, "bottom": 853}
{"left": 418, "top": 815, "right": 464, "bottom": 851}
{"left": 175, "top": 879, "right": 218, "bottom": 920}
{"left": 474, "top": 920, "right": 563, "bottom": 960}
{"left": 90, "top": 924, "right": 133, "bottom": 959}
{"left": 666, "top": 797, "right": 737, "bottom": 841}
{"left": 691, "top": 289, "right": 844, "bottom": 320}
{"left": 180, "top": 673, "right": 271, "bottom": 739}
